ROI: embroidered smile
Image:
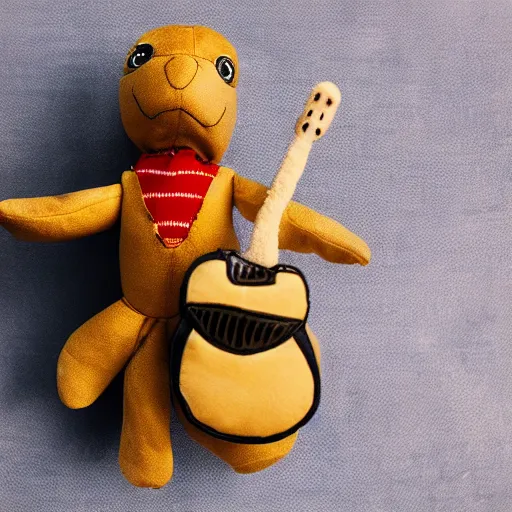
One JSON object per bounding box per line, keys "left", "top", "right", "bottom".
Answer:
{"left": 132, "top": 88, "right": 226, "bottom": 128}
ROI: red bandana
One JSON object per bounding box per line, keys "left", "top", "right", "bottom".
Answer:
{"left": 134, "top": 149, "right": 219, "bottom": 248}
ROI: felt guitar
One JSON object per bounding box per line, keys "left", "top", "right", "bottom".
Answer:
{"left": 171, "top": 82, "right": 342, "bottom": 444}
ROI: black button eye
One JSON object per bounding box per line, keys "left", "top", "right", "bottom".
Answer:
{"left": 215, "top": 56, "right": 235, "bottom": 84}
{"left": 128, "top": 44, "right": 154, "bottom": 69}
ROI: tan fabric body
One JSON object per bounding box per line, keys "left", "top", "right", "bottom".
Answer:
{"left": 120, "top": 166, "right": 370, "bottom": 319}
{"left": 0, "top": 167, "right": 369, "bottom": 488}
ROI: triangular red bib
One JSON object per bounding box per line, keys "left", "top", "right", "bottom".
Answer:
{"left": 134, "top": 149, "right": 219, "bottom": 248}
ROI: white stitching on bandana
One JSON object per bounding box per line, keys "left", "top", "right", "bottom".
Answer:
{"left": 137, "top": 169, "right": 216, "bottom": 178}
{"left": 156, "top": 220, "right": 191, "bottom": 228}
{"left": 142, "top": 192, "right": 204, "bottom": 199}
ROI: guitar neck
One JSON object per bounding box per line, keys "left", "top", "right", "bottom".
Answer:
{"left": 243, "top": 82, "right": 341, "bottom": 268}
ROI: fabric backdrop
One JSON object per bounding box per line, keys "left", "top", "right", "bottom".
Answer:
{"left": 1, "top": 0, "right": 511, "bottom": 511}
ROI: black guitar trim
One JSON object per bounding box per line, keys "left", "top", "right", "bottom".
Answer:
{"left": 170, "top": 319, "right": 321, "bottom": 445}
{"left": 179, "top": 249, "right": 311, "bottom": 307}
{"left": 185, "top": 302, "right": 304, "bottom": 355}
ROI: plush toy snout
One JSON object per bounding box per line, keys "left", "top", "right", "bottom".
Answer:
{"left": 165, "top": 55, "right": 198, "bottom": 89}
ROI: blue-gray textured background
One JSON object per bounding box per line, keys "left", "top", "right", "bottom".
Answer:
{"left": 1, "top": 0, "right": 511, "bottom": 511}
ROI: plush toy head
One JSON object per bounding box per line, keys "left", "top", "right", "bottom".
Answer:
{"left": 119, "top": 25, "right": 238, "bottom": 163}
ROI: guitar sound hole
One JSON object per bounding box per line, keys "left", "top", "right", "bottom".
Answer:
{"left": 187, "top": 305, "right": 303, "bottom": 353}
{"left": 227, "top": 253, "right": 276, "bottom": 285}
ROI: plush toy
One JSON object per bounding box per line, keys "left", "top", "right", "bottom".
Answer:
{"left": 0, "top": 25, "right": 370, "bottom": 488}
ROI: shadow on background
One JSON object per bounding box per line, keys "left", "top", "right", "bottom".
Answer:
{"left": 2, "top": 58, "right": 132, "bottom": 462}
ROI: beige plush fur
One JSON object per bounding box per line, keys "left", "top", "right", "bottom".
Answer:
{"left": 244, "top": 82, "right": 341, "bottom": 267}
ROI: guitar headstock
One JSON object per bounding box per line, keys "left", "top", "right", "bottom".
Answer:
{"left": 295, "top": 81, "right": 341, "bottom": 142}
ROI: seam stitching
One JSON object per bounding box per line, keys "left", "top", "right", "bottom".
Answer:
{"left": 2, "top": 194, "right": 122, "bottom": 222}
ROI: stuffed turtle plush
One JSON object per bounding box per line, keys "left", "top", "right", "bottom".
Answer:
{"left": 0, "top": 25, "right": 370, "bottom": 488}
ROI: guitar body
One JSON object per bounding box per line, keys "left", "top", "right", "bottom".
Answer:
{"left": 170, "top": 250, "right": 321, "bottom": 444}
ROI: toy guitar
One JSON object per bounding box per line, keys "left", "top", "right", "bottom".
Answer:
{"left": 171, "top": 82, "right": 342, "bottom": 444}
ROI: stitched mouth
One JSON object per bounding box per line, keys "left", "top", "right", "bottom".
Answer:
{"left": 132, "top": 87, "right": 226, "bottom": 128}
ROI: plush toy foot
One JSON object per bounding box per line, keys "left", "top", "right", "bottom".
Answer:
{"left": 230, "top": 453, "right": 294, "bottom": 474}
{"left": 57, "top": 299, "right": 146, "bottom": 409}
{"left": 119, "top": 316, "right": 179, "bottom": 488}
{"left": 177, "top": 406, "right": 298, "bottom": 473}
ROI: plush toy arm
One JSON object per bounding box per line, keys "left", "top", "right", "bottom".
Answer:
{"left": 0, "top": 184, "right": 122, "bottom": 242}
{"left": 233, "top": 173, "right": 371, "bottom": 265}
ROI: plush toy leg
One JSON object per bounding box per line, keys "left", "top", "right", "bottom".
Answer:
{"left": 119, "top": 317, "right": 179, "bottom": 488}
{"left": 57, "top": 299, "right": 146, "bottom": 409}
{"left": 176, "top": 405, "right": 298, "bottom": 473}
